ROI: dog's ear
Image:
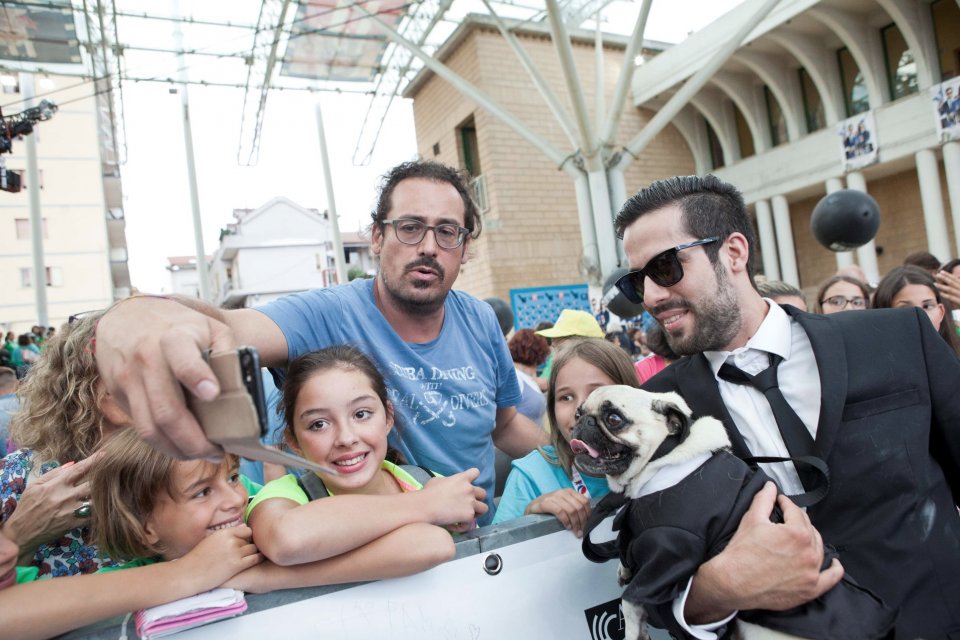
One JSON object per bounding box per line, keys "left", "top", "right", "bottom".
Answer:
{"left": 651, "top": 398, "right": 691, "bottom": 441}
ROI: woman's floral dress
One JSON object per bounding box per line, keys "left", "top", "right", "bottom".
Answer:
{"left": 0, "top": 449, "right": 115, "bottom": 577}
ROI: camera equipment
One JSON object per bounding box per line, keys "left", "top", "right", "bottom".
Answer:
{"left": 0, "top": 98, "right": 58, "bottom": 193}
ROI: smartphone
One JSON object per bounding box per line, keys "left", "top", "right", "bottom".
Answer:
{"left": 187, "top": 347, "right": 267, "bottom": 443}
{"left": 188, "top": 347, "right": 338, "bottom": 476}
{"left": 236, "top": 347, "right": 269, "bottom": 438}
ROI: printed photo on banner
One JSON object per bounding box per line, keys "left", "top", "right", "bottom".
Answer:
{"left": 837, "top": 111, "right": 878, "bottom": 172}
{"left": 932, "top": 78, "right": 960, "bottom": 142}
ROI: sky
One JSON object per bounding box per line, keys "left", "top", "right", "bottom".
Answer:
{"left": 119, "top": 0, "right": 746, "bottom": 293}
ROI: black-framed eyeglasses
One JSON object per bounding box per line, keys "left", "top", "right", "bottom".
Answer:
{"left": 820, "top": 295, "right": 866, "bottom": 310}
{"left": 382, "top": 218, "right": 469, "bottom": 249}
{"left": 614, "top": 237, "right": 721, "bottom": 303}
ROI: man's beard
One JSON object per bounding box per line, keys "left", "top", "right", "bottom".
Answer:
{"left": 378, "top": 257, "right": 448, "bottom": 316}
{"left": 649, "top": 263, "right": 741, "bottom": 355}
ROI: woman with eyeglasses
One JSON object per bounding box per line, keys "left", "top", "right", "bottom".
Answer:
{"left": 814, "top": 275, "right": 872, "bottom": 315}
{"left": 873, "top": 265, "right": 960, "bottom": 357}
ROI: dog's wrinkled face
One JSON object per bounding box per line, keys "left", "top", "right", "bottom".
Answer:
{"left": 570, "top": 386, "right": 692, "bottom": 487}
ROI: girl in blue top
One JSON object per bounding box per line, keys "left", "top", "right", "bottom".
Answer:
{"left": 494, "top": 339, "right": 641, "bottom": 537}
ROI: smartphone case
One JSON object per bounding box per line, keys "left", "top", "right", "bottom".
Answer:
{"left": 187, "top": 349, "right": 337, "bottom": 476}
{"left": 186, "top": 350, "right": 260, "bottom": 444}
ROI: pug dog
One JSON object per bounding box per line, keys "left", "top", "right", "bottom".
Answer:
{"left": 571, "top": 386, "right": 895, "bottom": 640}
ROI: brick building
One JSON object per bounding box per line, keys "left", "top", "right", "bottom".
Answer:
{"left": 404, "top": 0, "right": 960, "bottom": 303}
{"left": 404, "top": 15, "right": 695, "bottom": 302}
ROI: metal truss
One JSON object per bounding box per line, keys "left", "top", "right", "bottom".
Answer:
{"left": 237, "top": 0, "right": 295, "bottom": 167}
{"left": 352, "top": 0, "right": 452, "bottom": 166}
{"left": 79, "top": 0, "right": 126, "bottom": 170}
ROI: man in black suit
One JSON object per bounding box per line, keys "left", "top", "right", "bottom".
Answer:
{"left": 613, "top": 175, "right": 960, "bottom": 639}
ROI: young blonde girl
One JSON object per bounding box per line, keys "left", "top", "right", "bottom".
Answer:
{"left": 0, "top": 428, "right": 261, "bottom": 640}
{"left": 248, "top": 345, "right": 485, "bottom": 567}
{"left": 93, "top": 427, "right": 458, "bottom": 587}
{"left": 493, "top": 338, "right": 641, "bottom": 536}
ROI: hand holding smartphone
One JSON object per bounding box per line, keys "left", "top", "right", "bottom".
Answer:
{"left": 186, "top": 347, "right": 337, "bottom": 476}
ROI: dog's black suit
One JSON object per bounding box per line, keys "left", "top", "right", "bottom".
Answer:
{"left": 584, "top": 450, "right": 896, "bottom": 640}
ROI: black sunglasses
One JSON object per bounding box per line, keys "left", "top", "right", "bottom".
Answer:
{"left": 614, "top": 237, "right": 720, "bottom": 303}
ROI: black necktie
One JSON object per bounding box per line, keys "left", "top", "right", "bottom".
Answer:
{"left": 718, "top": 353, "right": 819, "bottom": 491}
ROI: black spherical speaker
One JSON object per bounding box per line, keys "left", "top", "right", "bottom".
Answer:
{"left": 602, "top": 267, "right": 646, "bottom": 319}
{"left": 810, "top": 189, "right": 880, "bottom": 252}
{"left": 484, "top": 297, "right": 514, "bottom": 336}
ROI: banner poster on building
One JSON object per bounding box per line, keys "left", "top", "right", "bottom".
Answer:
{"left": 838, "top": 111, "right": 879, "bottom": 172}
{"left": 0, "top": 0, "right": 81, "bottom": 64}
{"left": 932, "top": 78, "right": 960, "bottom": 143}
{"left": 510, "top": 284, "right": 590, "bottom": 331}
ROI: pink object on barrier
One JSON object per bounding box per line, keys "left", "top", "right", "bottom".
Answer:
{"left": 135, "top": 588, "right": 247, "bottom": 639}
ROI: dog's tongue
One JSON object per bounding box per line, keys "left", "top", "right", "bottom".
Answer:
{"left": 570, "top": 439, "right": 601, "bottom": 459}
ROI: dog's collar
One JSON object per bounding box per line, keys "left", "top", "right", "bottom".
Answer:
{"left": 650, "top": 433, "right": 684, "bottom": 461}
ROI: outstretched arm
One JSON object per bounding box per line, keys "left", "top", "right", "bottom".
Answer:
{"left": 0, "top": 526, "right": 261, "bottom": 640}
{"left": 94, "top": 296, "right": 286, "bottom": 459}
{"left": 226, "top": 522, "right": 455, "bottom": 593}
{"left": 249, "top": 469, "right": 486, "bottom": 566}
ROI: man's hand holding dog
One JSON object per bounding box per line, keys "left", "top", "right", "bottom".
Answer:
{"left": 524, "top": 489, "right": 591, "bottom": 538}
{"left": 683, "top": 483, "right": 844, "bottom": 624}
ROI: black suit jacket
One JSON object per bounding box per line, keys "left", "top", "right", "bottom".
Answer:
{"left": 643, "top": 306, "right": 960, "bottom": 640}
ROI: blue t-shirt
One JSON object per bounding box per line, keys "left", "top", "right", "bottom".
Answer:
{"left": 258, "top": 278, "right": 521, "bottom": 525}
{"left": 238, "top": 369, "right": 290, "bottom": 485}
{"left": 493, "top": 445, "right": 610, "bottom": 524}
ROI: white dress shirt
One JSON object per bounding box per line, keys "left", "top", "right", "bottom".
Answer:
{"left": 703, "top": 300, "right": 821, "bottom": 497}
{"left": 674, "top": 300, "right": 822, "bottom": 639}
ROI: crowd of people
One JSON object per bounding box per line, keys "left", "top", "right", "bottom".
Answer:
{"left": 0, "top": 162, "right": 958, "bottom": 639}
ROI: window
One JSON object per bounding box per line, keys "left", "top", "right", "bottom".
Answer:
{"left": 0, "top": 75, "right": 18, "bottom": 94}
{"left": 764, "top": 86, "right": 788, "bottom": 147}
{"left": 6, "top": 169, "right": 43, "bottom": 191}
{"left": 838, "top": 47, "right": 870, "bottom": 116}
{"left": 733, "top": 105, "right": 755, "bottom": 159}
{"left": 705, "top": 118, "right": 725, "bottom": 170}
{"left": 798, "top": 67, "right": 826, "bottom": 132}
{"left": 19, "top": 266, "right": 61, "bottom": 287}
{"left": 456, "top": 116, "right": 481, "bottom": 176}
{"left": 931, "top": 0, "right": 960, "bottom": 80}
{"left": 881, "top": 23, "right": 918, "bottom": 100}
{"left": 14, "top": 218, "right": 48, "bottom": 240}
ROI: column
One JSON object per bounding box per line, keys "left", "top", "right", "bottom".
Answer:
{"left": 754, "top": 199, "right": 780, "bottom": 281}
{"left": 771, "top": 195, "right": 799, "bottom": 287}
{"left": 942, "top": 141, "right": 960, "bottom": 260}
{"left": 825, "top": 178, "right": 854, "bottom": 269}
{"left": 915, "top": 148, "right": 951, "bottom": 262}
{"left": 845, "top": 172, "right": 880, "bottom": 284}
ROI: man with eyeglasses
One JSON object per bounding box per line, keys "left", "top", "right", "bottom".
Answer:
{"left": 93, "top": 160, "right": 545, "bottom": 526}
{"left": 612, "top": 175, "right": 960, "bottom": 639}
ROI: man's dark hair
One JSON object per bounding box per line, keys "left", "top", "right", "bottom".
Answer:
{"left": 613, "top": 175, "right": 756, "bottom": 280}
{"left": 370, "top": 160, "right": 482, "bottom": 240}
{"left": 903, "top": 251, "right": 940, "bottom": 273}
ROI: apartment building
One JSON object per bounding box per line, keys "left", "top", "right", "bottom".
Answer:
{"left": 0, "top": 73, "right": 129, "bottom": 332}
